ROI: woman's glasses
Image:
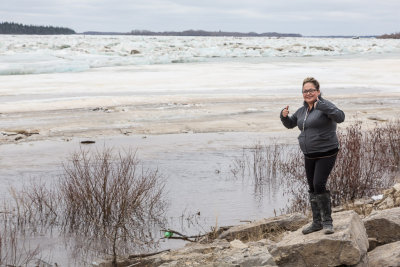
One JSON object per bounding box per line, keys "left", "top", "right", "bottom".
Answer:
{"left": 302, "top": 89, "right": 318, "bottom": 94}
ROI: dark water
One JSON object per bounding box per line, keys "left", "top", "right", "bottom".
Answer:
{"left": 0, "top": 132, "right": 294, "bottom": 265}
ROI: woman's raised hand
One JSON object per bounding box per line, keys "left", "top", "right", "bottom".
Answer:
{"left": 282, "top": 106, "right": 289, "bottom": 117}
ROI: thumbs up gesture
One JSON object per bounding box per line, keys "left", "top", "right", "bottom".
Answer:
{"left": 282, "top": 105, "right": 289, "bottom": 117}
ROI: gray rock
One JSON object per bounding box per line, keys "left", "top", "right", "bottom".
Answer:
{"left": 368, "top": 241, "right": 400, "bottom": 267}
{"left": 367, "top": 237, "right": 379, "bottom": 252}
{"left": 230, "top": 239, "right": 248, "bottom": 249}
{"left": 351, "top": 253, "right": 369, "bottom": 267}
{"left": 363, "top": 207, "right": 400, "bottom": 246}
{"left": 127, "top": 238, "right": 277, "bottom": 267}
{"left": 218, "top": 213, "right": 308, "bottom": 242}
{"left": 268, "top": 210, "right": 368, "bottom": 267}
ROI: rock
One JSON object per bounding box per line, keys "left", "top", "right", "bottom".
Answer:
{"left": 130, "top": 49, "right": 140, "bottom": 54}
{"left": 14, "top": 134, "right": 24, "bottom": 141}
{"left": 342, "top": 199, "right": 374, "bottom": 216}
{"left": 368, "top": 241, "right": 400, "bottom": 267}
{"left": 363, "top": 207, "right": 400, "bottom": 246}
{"left": 218, "top": 213, "right": 308, "bottom": 242}
{"left": 393, "top": 183, "right": 400, "bottom": 192}
{"left": 176, "top": 239, "right": 230, "bottom": 254}
{"left": 230, "top": 239, "right": 248, "bottom": 249}
{"left": 91, "top": 107, "right": 110, "bottom": 112}
{"left": 352, "top": 253, "right": 369, "bottom": 267}
{"left": 367, "top": 237, "right": 379, "bottom": 252}
{"left": 268, "top": 210, "right": 368, "bottom": 267}
{"left": 374, "top": 183, "right": 400, "bottom": 210}
{"left": 120, "top": 238, "right": 277, "bottom": 267}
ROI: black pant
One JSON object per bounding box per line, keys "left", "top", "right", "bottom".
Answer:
{"left": 305, "top": 154, "right": 337, "bottom": 194}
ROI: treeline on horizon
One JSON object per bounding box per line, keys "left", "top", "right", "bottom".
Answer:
{"left": 0, "top": 22, "right": 75, "bottom": 34}
{"left": 1, "top": 21, "right": 398, "bottom": 38}
{"left": 84, "top": 29, "right": 302, "bottom": 37}
{"left": 377, "top": 32, "right": 400, "bottom": 39}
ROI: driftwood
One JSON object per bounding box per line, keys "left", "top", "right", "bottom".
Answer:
{"left": 80, "top": 140, "right": 95, "bottom": 144}
{"left": 128, "top": 249, "right": 171, "bottom": 259}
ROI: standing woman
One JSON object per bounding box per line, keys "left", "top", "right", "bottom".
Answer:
{"left": 280, "top": 77, "right": 345, "bottom": 235}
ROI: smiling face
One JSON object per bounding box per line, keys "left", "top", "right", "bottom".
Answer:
{"left": 302, "top": 82, "right": 320, "bottom": 106}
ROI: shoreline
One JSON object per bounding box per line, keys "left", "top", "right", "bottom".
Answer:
{"left": 1, "top": 92, "right": 400, "bottom": 145}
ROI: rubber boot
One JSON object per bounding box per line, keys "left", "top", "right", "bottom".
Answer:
{"left": 316, "top": 191, "right": 334, "bottom": 234}
{"left": 302, "top": 192, "right": 323, "bottom": 234}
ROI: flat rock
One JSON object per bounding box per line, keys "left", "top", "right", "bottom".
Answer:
{"left": 218, "top": 213, "right": 308, "bottom": 242}
{"left": 363, "top": 207, "right": 400, "bottom": 246}
{"left": 368, "top": 241, "right": 400, "bottom": 267}
{"left": 120, "top": 239, "right": 277, "bottom": 267}
{"left": 268, "top": 210, "right": 368, "bottom": 267}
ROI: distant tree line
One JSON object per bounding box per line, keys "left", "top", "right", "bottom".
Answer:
{"left": 84, "top": 29, "right": 302, "bottom": 37}
{"left": 377, "top": 32, "right": 400, "bottom": 39}
{"left": 129, "top": 29, "right": 302, "bottom": 37}
{"left": 0, "top": 22, "right": 75, "bottom": 34}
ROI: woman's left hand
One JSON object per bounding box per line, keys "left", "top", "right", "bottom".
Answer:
{"left": 314, "top": 96, "right": 320, "bottom": 108}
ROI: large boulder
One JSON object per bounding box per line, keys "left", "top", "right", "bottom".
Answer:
{"left": 217, "top": 213, "right": 308, "bottom": 242}
{"left": 268, "top": 210, "right": 368, "bottom": 267}
{"left": 363, "top": 207, "right": 400, "bottom": 246}
{"left": 368, "top": 241, "right": 400, "bottom": 267}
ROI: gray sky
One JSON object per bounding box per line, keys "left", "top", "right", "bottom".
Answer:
{"left": 1, "top": 0, "right": 399, "bottom": 35}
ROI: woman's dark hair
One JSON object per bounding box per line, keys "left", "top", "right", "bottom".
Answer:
{"left": 303, "top": 77, "right": 320, "bottom": 90}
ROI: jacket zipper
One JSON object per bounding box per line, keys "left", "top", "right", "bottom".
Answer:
{"left": 303, "top": 108, "right": 309, "bottom": 154}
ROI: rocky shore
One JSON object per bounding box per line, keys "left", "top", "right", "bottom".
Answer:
{"left": 95, "top": 182, "right": 400, "bottom": 267}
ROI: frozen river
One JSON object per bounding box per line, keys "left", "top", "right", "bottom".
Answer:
{"left": 1, "top": 35, "right": 400, "bottom": 265}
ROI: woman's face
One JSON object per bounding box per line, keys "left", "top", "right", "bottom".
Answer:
{"left": 302, "top": 82, "right": 320, "bottom": 105}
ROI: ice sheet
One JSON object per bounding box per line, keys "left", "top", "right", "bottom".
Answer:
{"left": 1, "top": 35, "right": 400, "bottom": 75}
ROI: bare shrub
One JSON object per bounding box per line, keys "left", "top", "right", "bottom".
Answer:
{"left": 383, "top": 119, "right": 400, "bottom": 171}
{"left": 8, "top": 181, "right": 60, "bottom": 235}
{"left": 1, "top": 147, "right": 167, "bottom": 266}
{"left": 59, "top": 148, "right": 167, "bottom": 266}
{"left": 0, "top": 202, "right": 41, "bottom": 266}
{"left": 231, "top": 120, "right": 400, "bottom": 214}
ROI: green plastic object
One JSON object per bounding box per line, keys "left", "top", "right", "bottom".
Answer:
{"left": 164, "top": 231, "right": 173, "bottom": 238}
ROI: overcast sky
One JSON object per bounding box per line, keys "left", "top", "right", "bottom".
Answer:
{"left": 1, "top": 0, "right": 399, "bottom": 35}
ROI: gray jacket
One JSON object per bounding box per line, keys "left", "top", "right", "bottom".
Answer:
{"left": 280, "top": 96, "right": 345, "bottom": 154}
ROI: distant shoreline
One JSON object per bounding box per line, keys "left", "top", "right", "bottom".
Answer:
{"left": 0, "top": 21, "right": 386, "bottom": 38}
{"left": 80, "top": 33, "right": 377, "bottom": 38}
{"left": 0, "top": 22, "right": 382, "bottom": 38}
{"left": 82, "top": 30, "right": 302, "bottom": 37}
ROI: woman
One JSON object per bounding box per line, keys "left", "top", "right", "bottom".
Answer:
{"left": 280, "top": 77, "right": 345, "bottom": 235}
